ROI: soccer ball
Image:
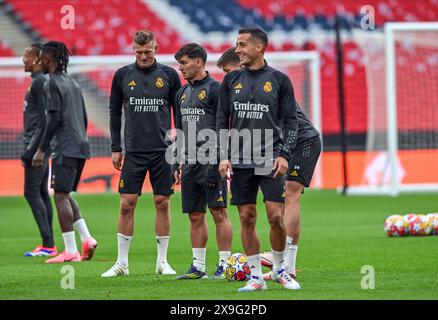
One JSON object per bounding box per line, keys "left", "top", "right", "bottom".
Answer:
{"left": 384, "top": 215, "right": 408, "bottom": 237}
{"left": 224, "top": 253, "right": 251, "bottom": 282}
{"left": 409, "top": 214, "right": 432, "bottom": 236}
{"left": 427, "top": 213, "right": 438, "bottom": 235}
{"left": 403, "top": 213, "right": 417, "bottom": 225}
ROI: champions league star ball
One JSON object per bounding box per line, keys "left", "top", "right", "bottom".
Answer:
{"left": 384, "top": 215, "right": 409, "bottom": 237}
{"left": 403, "top": 213, "right": 417, "bottom": 225}
{"left": 409, "top": 214, "right": 432, "bottom": 236}
{"left": 427, "top": 213, "right": 438, "bottom": 235}
{"left": 224, "top": 253, "right": 251, "bottom": 282}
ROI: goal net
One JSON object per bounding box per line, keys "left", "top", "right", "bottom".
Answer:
{"left": 0, "top": 51, "right": 321, "bottom": 195}
{"left": 349, "top": 22, "right": 438, "bottom": 195}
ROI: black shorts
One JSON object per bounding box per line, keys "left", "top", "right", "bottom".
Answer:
{"left": 286, "top": 136, "right": 322, "bottom": 187}
{"left": 230, "top": 168, "right": 285, "bottom": 205}
{"left": 119, "top": 151, "right": 173, "bottom": 196}
{"left": 51, "top": 155, "right": 86, "bottom": 193}
{"left": 181, "top": 163, "right": 227, "bottom": 214}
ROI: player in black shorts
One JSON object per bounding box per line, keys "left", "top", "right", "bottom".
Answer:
{"left": 21, "top": 43, "right": 56, "bottom": 257}
{"left": 216, "top": 47, "right": 240, "bottom": 74}
{"left": 261, "top": 104, "right": 321, "bottom": 280}
{"left": 102, "top": 30, "right": 181, "bottom": 277}
{"left": 33, "top": 41, "right": 97, "bottom": 263}
{"left": 172, "top": 43, "right": 233, "bottom": 280}
{"left": 217, "top": 27, "right": 300, "bottom": 291}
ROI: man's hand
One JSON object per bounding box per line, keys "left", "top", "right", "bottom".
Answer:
{"left": 172, "top": 163, "right": 182, "bottom": 185}
{"left": 112, "top": 152, "right": 123, "bottom": 171}
{"left": 272, "top": 156, "right": 288, "bottom": 178}
{"left": 32, "top": 149, "right": 45, "bottom": 168}
{"left": 219, "top": 160, "right": 232, "bottom": 180}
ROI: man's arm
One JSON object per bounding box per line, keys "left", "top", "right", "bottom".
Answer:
{"left": 217, "top": 74, "right": 232, "bottom": 179}
{"left": 279, "top": 74, "right": 298, "bottom": 160}
{"left": 21, "top": 76, "right": 47, "bottom": 161}
{"left": 109, "top": 68, "right": 125, "bottom": 153}
{"left": 33, "top": 80, "right": 61, "bottom": 167}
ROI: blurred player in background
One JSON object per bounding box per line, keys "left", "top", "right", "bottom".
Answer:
{"left": 21, "top": 43, "right": 56, "bottom": 257}
{"left": 172, "top": 43, "right": 233, "bottom": 280}
{"left": 33, "top": 41, "right": 97, "bottom": 263}
{"left": 217, "top": 27, "right": 300, "bottom": 291}
{"left": 216, "top": 47, "right": 240, "bottom": 74}
{"left": 261, "top": 104, "right": 321, "bottom": 280}
{"left": 102, "top": 30, "right": 181, "bottom": 277}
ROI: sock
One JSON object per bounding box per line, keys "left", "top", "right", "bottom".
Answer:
{"left": 283, "top": 236, "right": 293, "bottom": 270}
{"left": 117, "top": 233, "right": 132, "bottom": 266}
{"left": 156, "top": 236, "right": 170, "bottom": 265}
{"left": 218, "top": 251, "right": 231, "bottom": 266}
{"left": 285, "top": 245, "right": 298, "bottom": 274}
{"left": 272, "top": 250, "right": 285, "bottom": 274}
{"left": 192, "top": 248, "right": 206, "bottom": 272}
{"left": 73, "top": 219, "right": 91, "bottom": 242}
{"left": 247, "top": 254, "right": 262, "bottom": 280}
{"left": 62, "top": 231, "right": 78, "bottom": 255}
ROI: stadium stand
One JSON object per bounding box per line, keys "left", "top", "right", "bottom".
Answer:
{"left": 0, "top": 40, "right": 14, "bottom": 56}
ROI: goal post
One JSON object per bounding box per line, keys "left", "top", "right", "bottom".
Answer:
{"left": 349, "top": 22, "right": 438, "bottom": 196}
{"left": 0, "top": 51, "right": 322, "bottom": 194}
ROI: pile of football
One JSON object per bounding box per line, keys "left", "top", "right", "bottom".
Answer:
{"left": 384, "top": 213, "right": 438, "bottom": 237}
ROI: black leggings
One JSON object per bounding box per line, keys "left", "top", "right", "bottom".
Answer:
{"left": 24, "top": 160, "right": 54, "bottom": 248}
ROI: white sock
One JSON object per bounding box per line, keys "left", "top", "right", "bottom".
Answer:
{"left": 218, "top": 251, "right": 231, "bottom": 265}
{"left": 247, "top": 254, "right": 262, "bottom": 280}
{"left": 272, "top": 250, "right": 285, "bottom": 274}
{"left": 73, "top": 219, "right": 91, "bottom": 242}
{"left": 283, "top": 236, "right": 293, "bottom": 269}
{"left": 192, "top": 248, "right": 206, "bottom": 272}
{"left": 156, "top": 236, "right": 170, "bottom": 264}
{"left": 285, "top": 245, "right": 298, "bottom": 274}
{"left": 117, "top": 233, "right": 132, "bottom": 266}
{"left": 62, "top": 231, "right": 78, "bottom": 255}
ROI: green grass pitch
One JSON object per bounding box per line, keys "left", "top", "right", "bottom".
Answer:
{"left": 1, "top": 190, "right": 437, "bottom": 300}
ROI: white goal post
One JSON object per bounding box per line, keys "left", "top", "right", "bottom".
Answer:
{"left": 348, "top": 22, "right": 438, "bottom": 196}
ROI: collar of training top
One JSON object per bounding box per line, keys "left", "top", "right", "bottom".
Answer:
{"left": 31, "top": 70, "right": 44, "bottom": 78}
{"left": 188, "top": 71, "right": 211, "bottom": 87}
{"left": 243, "top": 59, "right": 269, "bottom": 73}
{"left": 135, "top": 59, "right": 158, "bottom": 72}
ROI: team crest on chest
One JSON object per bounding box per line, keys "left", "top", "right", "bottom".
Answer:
{"left": 198, "top": 89, "right": 207, "bottom": 100}
{"left": 180, "top": 93, "right": 186, "bottom": 102}
{"left": 155, "top": 77, "right": 164, "bottom": 88}
{"left": 263, "top": 81, "right": 272, "bottom": 93}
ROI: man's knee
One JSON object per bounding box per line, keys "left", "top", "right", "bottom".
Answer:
{"left": 54, "top": 192, "right": 69, "bottom": 204}
{"left": 267, "top": 212, "right": 283, "bottom": 228}
{"left": 120, "top": 196, "right": 136, "bottom": 216}
{"left": 210, "top": 208, "right": 228, "bottom": 225}
{"left": 154, "top": 195, "right": 170, "bottom": 212}
{"left": 189, "top": 212, "right": 205, "bottom": 227}
{"left": 239, "top": 206, "right": 257, "bottom": 228}
{"left": 286, "top": 181, "right": 304, "bottom": 202}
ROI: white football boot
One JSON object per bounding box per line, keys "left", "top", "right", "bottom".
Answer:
{"left": 156, "top": 260, "right": 176, "bottom": 275}
{"left": 101, "top": 262, "right": 129, "bottom": 277}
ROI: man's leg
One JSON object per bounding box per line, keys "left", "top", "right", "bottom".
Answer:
{"left": 176, "top": 212, "right": 209, "bottom": 279}
{"left": 70, "top": 196, "right": 98, "bottom": 260}
{"left": 210, "top": 207, "right": 232, "bottom": 263}
{"left": 24, "top": 164, "right": 55, "bottom": 250}
{"left": 40, "top": 163, "right": 54, "bottom": 246}
{"left": 101, "top": 193, "right": 138, "bottom": 277}
{"left": 44, "top": 191, "right": 81, "bottom": 262}
{"left": 283, "top": 181, "right": 304, "bottom": 275}
{"left": 265, "top": 201, "right": 286, "bottom": 273}
{"left": 154, "top": 195, "right": 175, "bottom": 274}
